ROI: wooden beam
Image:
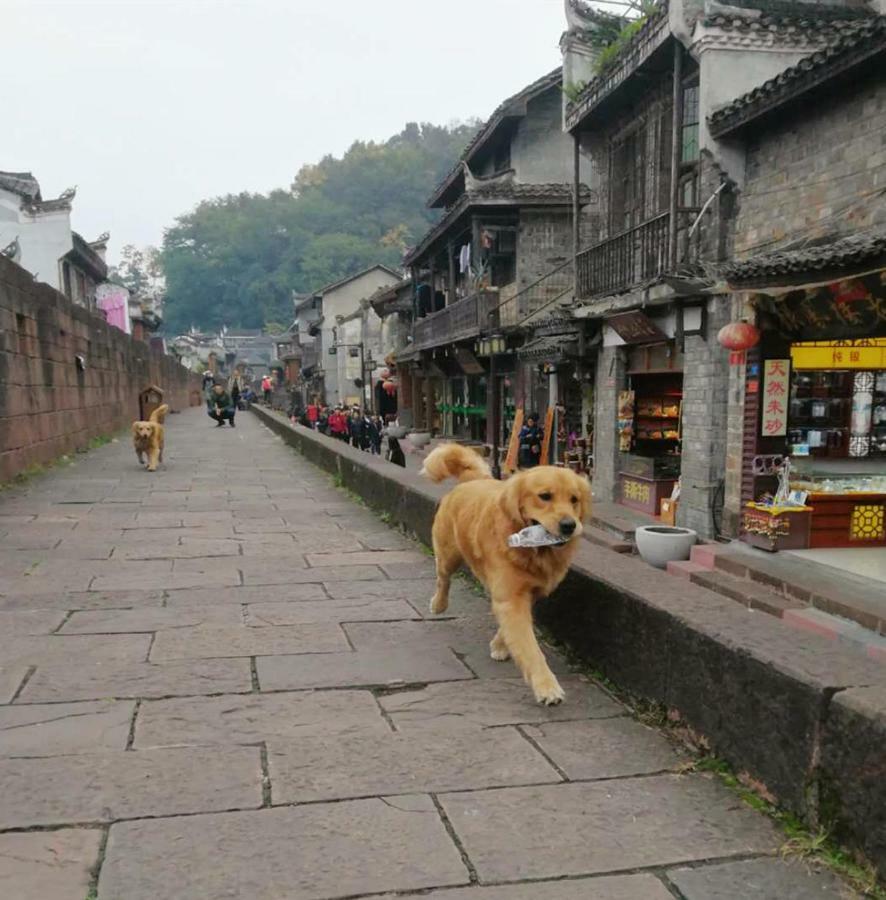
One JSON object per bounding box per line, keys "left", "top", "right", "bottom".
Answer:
{"left": 668, "top": 41, "right": 684, "bottom": 270}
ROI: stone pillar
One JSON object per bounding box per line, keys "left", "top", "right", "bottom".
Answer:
{"left": 677, "top": 296, "right": 732, "bottom": 538}
{"left": 593, "top": 345, "right": 625, "bottom": 503}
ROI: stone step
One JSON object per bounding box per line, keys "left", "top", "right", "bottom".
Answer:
{"left": 666, "top": 560, "right": 708, "bottom": 580}
{"left": 689, "top": 543, "right": 729, "bottom": 569}
{"left": 689, "top": 569, "right": 805, "bottom": 618}
{"left": 783, "top": 608, "right": 886, "bottom": 663}
{"left": 583, "top": 526, "right": 632, "bottom": 554}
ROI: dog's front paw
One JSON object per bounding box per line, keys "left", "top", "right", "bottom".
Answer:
{"left": 429, "top": 594, "right": 448, "bottom": 615}
{"left": 490, "top": 646, "right": 510, "bottom": 661}
{"left": 533, "top": 677, "right": 565, "bottom": 706}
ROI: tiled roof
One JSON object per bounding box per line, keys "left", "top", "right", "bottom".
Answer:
{"left": 404, "top": 184, "right": 589, "bottom": 267}
{"left": 709, "top": 15, "right": 886, "bottom": 136}
{"left": 426, "top": 68, "right": 562, "bottom": 208}
{"left": 723, "top": 229, "right": 886, "bottom": 286}
{"left": 0, "top": 171, "right": 41, "bottom": 202}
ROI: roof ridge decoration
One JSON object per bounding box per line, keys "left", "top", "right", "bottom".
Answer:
{"left": 708, "top": 15, "right": 886, "bottom": 136}
{"left": 426, "top": 67, "right": 562, "bottom": 208}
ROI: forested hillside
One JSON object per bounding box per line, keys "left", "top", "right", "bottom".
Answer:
{"left": 161, "top": 121, "right": 478, "bottom": 333}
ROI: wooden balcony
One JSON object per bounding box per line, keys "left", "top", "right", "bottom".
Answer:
{"left": 576, "top": 209, "right": 700, "bottom": 301}
{"left": 412, "top": 289, "right": 499, "bottom": 351}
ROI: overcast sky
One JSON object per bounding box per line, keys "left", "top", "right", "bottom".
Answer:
{"left": 7, "top": 0, "right": 569, "bottom": 263}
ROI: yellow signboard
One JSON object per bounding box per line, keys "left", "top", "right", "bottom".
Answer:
{"left": 791, "top": 339, "right": 886, "bottom": 370}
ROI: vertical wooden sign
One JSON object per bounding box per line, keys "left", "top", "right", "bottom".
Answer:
{"left": 503, "top": 408, "right": 524, "bottom": 474}
{"left": 540, "top": 406, "right": 555, "bottom": 465}
{"left": 761, "top": 359, "right": 790, "bottom": 437}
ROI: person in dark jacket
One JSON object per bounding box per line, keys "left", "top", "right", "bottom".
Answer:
{"left": 387, "top": 435, "right": 406, "bottom": 467}
{"left": 207, "top": 384, "right": 236, "bottom": 427}
{"left": 517, "top": 413, "right": 543, "bottom": 468}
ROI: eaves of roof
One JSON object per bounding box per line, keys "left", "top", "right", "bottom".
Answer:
{"left": 723, "top": 228, "right": 886, "bottom": 288}
{"left": 564, "top": 2, "right": 671, "bottom": 132}
{"left": 709, "top": 16, "right": 886, "bottom": 138}
{"left": 314, "top": 264, "right": 402, "bottom": 297}
{"left": 404, "top": 184, "right": 589, "bottom": 268}
{"left": 426, "top": 68, "right": 562, "bottom": 209}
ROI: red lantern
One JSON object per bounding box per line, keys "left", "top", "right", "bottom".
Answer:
{"left": 717, "top": 322, "right": 760, "bottom": 365}
{"left": 383, "top": 380, "right": 397, "bottom": 396}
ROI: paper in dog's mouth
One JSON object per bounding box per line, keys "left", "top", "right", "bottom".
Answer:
{"left": 508, "top": 523, "right": 569, "bottom": 548}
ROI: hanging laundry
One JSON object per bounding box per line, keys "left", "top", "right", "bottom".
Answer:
{"left": 458, "top": 243, "right": 471, "bottom": 273}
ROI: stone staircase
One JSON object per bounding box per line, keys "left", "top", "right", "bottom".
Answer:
{"left": 667, "top": 545, "right": 886, "bottom": 664}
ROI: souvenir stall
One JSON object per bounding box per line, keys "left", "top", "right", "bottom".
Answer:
{"left": 738, "top": 270, "right": 886, "bottom": 551}
{"left": 617, "top": 341, "right": 684, "bottom": 516}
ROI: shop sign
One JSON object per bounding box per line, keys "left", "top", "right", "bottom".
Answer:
{"left": 605, "top": 311, "right": 667, "bottom": 345}
{"left": 791, "top": 339, "right": 886, "bottom": 370}
{"left": 622, "top": 477, "right": 651, "bottom": 505}
{"left": 760, "top": 359, "right": 790, "bottom": 437}
{"left": 753, "top": 271, "right": 886, "bottom": 340}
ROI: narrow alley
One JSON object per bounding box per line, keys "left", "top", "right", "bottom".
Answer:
{"left": 0, "top": 410, "right": 858, "bottom": 899}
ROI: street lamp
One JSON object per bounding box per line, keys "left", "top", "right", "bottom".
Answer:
{"left": 487, "top": 331, "right": 506, "bottom": 480}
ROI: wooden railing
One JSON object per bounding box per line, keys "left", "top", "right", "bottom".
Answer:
{"left": 576, "top": 209, "right": 699, "bottom": 300}
{"left": 412, "top": 289, "right": 499, "bottom": 351}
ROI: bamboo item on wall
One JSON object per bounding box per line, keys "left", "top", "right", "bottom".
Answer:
{"left": 503, "top": 408, "right": 524, "bottom": 474}
{"left": 541, "top": 406, "right": 555, "bottom": 465}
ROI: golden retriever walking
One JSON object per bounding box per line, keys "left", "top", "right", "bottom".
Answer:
{"left": 422, "top": 444, "right": 590, "bottom": 705}
{"left": 131, "top": 403, "right": 168, "bottom": 472}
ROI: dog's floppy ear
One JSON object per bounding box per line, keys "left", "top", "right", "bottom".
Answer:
{"left": 498, "top": 474, "right": 526, "bottom": 528}
{"left": 131, "top": 421, "right": 140, "bottom": 434}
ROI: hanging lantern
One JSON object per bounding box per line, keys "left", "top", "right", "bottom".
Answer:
{"left": 717, "top": 321, "right": 760, "bottom": 365}
{"left": 383, "top": 380, "right": 397, "bottom": 396}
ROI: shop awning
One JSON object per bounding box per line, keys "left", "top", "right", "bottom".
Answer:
{"left": 517, "top": 334, "right": 578, "bottom": 362}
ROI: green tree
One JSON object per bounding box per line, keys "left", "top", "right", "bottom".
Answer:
{"left": 160, "top": 120, "right": 478, "bottom": 334}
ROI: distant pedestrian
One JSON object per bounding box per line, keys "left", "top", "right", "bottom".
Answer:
{"left": 207, "top": 383, "right": 236, "bottom": 428}
{"left": 518, "top": 413, "right": 543, "bottom": 469}
{"left": 202, "top": 371, "right": 215, "bottom": 398}
{"left": 229, "top": 374, "right": 242, "bottom": 410}
{"left": 387, "top": 435, "right": 406, "bottom": 467}
{"left": 261, "top": 375, "right": 273, "bottom": 404}
{"left": 306, "top": 401, "right": 319, "bottom": 430}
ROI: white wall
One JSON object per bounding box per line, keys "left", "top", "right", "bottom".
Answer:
{"left": 0, "top": 190, "right": 72, "bottom": 290}
{"left": 319, "top": 269, "right": 399, "bottom": 404}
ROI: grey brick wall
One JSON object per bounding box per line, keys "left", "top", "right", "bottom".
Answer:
{"left": 516, "top": 210, "right": 573, "bottom": 290}
{"left": 592, "top": 345, "right": 625, "bottom": 502}
{"left": 677, "top": 297, "right": 732, "bottom": 538}
{"left": 733, "top": 70, "right": 886, "bottom": 258}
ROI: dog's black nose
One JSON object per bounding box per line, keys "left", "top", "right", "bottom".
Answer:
{"left": 559, "top": 517, "right": 576, "bottom": 536}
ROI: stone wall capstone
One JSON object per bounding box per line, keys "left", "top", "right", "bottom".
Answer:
{"left": 0, "top": 254, "right": 202, "bottom": 482}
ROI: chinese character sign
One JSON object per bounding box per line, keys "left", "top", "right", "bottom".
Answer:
{"left": 760, "top": 359, "right": 790, "bottom": 437}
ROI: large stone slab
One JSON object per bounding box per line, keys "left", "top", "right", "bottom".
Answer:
{"left": 0, "top": 633, "right": 150, "bottom": 668}
{"left": 323, "top": 577, "right": 438, "bottom": 601}
{"left": 438, "top": 775, "right": 778, "bottom": 882}
{"left": 0, "top": 666, "right": 27, "bottom": 702}
{"left": 256, "top": 646, "right": 473, "bottom": 691}
{"left": 0, "top": 828, "right": 103, "bottom": 900}
{"left": 381, "top": 678, "right": 623, "bottom": 730}
{"left": 668, "top": 857, "right": 859, "bottom": 899}
{"left": 243, "top": 563, "right": 386, "bottom": 586}
{"left": 61, "top": 605, "right": 242, "bottom": 633}
{"left": 0, "top": 609, "right": 66, "bottom": 635}
{"left": 19, "top": 658, "right": 252, "bottom": 703}
{"left": 0, "top": 746, "right": 261, "bottom": 827}
{"left": 244, "top": 598, "right": 419, "bottom": 625}
{"left": 97, "top": 795, "right": 469, "bottom": 900}
{"left": 305, "top": 549, "right": 428, "bottom": 568}
{"left": 0, "top": 700, "right": 134, "bottom": 755}
{"left": 375, "top": 876, "right": 675, "bottom": 900}
{"left": 113, "top": 539, "right": 243, "bottom": 559}
{"left": 150, "top": 623, "right": 348, "bottom": 661}
{"left": 0, "top": 589, "right": 164, "bottom": 611}
{"left": 522, "top": 717, "right": 687, "bottom": 780}
{"left": 270, "top": 726, "right": 560, "bottom": 803}
{"left": 91, "top": 565, "right": 240, "bottom": 591}
{"left": 165, "top": 583, "right": 326, "bottom": 606}
{"left": 135, "top": 690, "right": 389, "bottom": 747}
{"left": 246, "top": 532, "right": 364, "bottom": 554}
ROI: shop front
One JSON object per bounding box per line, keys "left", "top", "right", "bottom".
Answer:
{"left": 738, "top": 270, "right": 886, "bottom": 553}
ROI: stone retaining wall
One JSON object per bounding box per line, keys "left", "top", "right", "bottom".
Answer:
{"left": 253, "top": 403, "right": 886, "bottom": 875}
{"left": 0, "top": 255, "right": 202, "bottom": 482}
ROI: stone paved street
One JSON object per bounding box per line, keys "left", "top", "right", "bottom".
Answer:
{"left": 0, "top": 410, "right": 859, "bottom": 899}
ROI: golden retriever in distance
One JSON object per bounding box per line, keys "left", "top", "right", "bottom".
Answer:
{"left": 131, "top": 403, "right": 168, "bottom": 472}
{"left": 422, "top": 443, "right": 590, "bottom": 705}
